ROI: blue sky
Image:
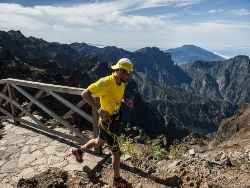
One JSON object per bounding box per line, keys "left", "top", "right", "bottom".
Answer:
{"left": 0, "top": 0, "right": 250, "bottom": 57}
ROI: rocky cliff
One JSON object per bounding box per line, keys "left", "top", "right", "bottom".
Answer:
{"left": 181, "top": 56, "right": 250, "bottom": 106}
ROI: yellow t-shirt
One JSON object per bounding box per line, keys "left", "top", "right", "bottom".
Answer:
{"left": 87, "top": 74, "right": 125, "bottom": 115}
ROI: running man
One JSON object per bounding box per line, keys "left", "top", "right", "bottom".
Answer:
{"left": 72, "top": 58, "right": 134, "bottom": 188}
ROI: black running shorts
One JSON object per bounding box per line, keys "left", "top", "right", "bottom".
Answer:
{"left": 98, "top": 113, "right": 122, "bottom": 152}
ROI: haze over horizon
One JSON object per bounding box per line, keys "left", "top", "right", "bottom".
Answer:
{"left": 0, "top": 0, "right": 250, "bottom": 57}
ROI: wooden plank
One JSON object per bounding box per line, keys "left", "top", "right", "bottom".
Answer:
{"left": 18, "top": 90, "right": 45, "bottom": 118}
{"left": 11, "top": 84, "right": 87, "bottom": 141}
{"left": 0, "top": 92, "right": 88, "bottom": 144}
{"left": 92, "top": 97, "right": 102, "bottom": 154}
{"left": 0, "top": 84, "right": 8, "bottom": 104}
{"left": 16, "top": 118, "right": 86, "bottom": 144}
{"left": 50, "top": 99, "right": 86, "bottom": 129}
{"left": 0, "top": 106, "right": 13, "bottom": 117}
{"left": 7, "top": 83, "right": 18, "bottom": 124}
{"left": 0, "top": 91, "right": 50, "bottom": 128}
{"left": 0, "top": 80, "right": 6, "bottom": 84}
{"left": 1, "top": 78, "right": 84, "bottom": 95}
{"left": 0, "top": 116, "right": 11, "bottom": 119}
{"left": 46, "top": 90, "right": 93, "bottom": 123}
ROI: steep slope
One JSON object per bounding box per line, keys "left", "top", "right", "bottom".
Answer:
{"left": 132, "top": 76, "right": 236, "bottom": 136}
{"left": 166, "top": 44, "right": 224, "bottom": 64}
{"left": 0, "top": 47, "right": 73, "bottom": 85}
{"left": 181, "top": 56, "right": 250, "bottom": 106}
{"left": 134, "top": 47, "right": 191, "bottom": 86}
{"left": 0, "top": 30, "right": 79, "bottom": 69}
{"left": 212, "top": 104, "right": 250, "bottom": 147}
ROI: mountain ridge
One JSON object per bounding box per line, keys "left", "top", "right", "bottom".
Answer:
{"left": 1, "top": 30, "right": 249, "bottom": 140}
{"left": 166, "top": 44, "right": 225, "bottom": 64}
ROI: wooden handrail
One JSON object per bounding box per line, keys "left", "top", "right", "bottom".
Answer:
{"left": 0, "top": 78, "right": 84, "bottom": 95}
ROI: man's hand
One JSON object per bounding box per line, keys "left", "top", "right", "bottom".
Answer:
{"left": 99, "top": 109, "right": 111, "bottom": 121}
{"left": 123, "top": 99, "right": 134, "bottom": 108}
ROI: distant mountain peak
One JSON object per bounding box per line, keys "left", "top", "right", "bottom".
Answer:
{"left": 166, "top": 44, "right": 225, "bottom": 64}
{"left": 7, "top": 30, "right": 26, "bottom": 40}
{"left": 232, "top": 55, "right": 249, "bottom": 60}
{"left": 103, "top": 45, "right": 125, "bottom": 51}
{"left": 135, "top": 46, "right": 161, "bottom": 53}
{"left": 182, "top": 44, "right": 199, "bottom": 48}
{"left": 7, "top": 30, "right": 23, "bottom": 35}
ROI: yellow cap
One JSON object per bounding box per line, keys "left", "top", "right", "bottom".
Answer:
{"left": 111, "top": 58, "right": 133, "bottom": 72}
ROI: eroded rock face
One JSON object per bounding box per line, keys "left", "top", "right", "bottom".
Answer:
{"left": 212, "top": 104, "right": 250, "bottom": 147}
{"left": 181, "top": 55, "right": 250, "bottom": 106}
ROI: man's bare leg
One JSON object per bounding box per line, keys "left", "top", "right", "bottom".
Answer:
{"left": 112, "top": 150, "right": 121, "bottom": 178}
{"left": 72, "top": 137, "right": 104, "bottom": 163}
{"left": 80, "top": 137, "right": 105, "bottom": 152}
{"left": 112, "top": 150, "right": 132, "bottom": 187}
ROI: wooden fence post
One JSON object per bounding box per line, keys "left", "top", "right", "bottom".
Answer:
{"left": 92, "top": 97, "right": 102, "bottom": 154}
{"left": 7, "top": 83, "right": 18, "bottom": 124}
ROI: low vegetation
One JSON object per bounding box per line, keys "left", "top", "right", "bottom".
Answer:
{"left": 169, "top": 140, "right": 186, "bottom": 158}
{"left": 232, "top": 159, "right": 250, "bottom": 169}
{"left": 118, "top": 135, "right": 187, "bottom": 161}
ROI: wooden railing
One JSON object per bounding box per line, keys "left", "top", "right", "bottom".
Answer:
{"left": 0, "top": 78, "right": 100, "bottom": 151}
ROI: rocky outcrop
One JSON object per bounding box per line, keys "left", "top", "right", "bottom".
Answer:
{"left": 181, "top": 56, "right": 250, "bottom": 106}
{"left": 70, "top": 43, "right": 133, "bottom": 64}
{"left": 0, "top": 30, "right": 79, "bottom": 69}
{"left": 0, "top": 48, "right": 73, "bottom": 85}
{"left": 212, "top": 104, "right": 250, "bottom": 147}
{"left": 134, "top": 47, "right": 191, "bottom": 86}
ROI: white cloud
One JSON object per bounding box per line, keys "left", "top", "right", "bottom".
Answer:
{"left": 0, "top": 4, "right": 46, "bottom": 30}
{"left": 120, "top": 0, "right": 201, "bottom": 10}
{"left": 0, "top": 2, "right": 169, "bottom": 30}
{"left": 174, "top": 20, "right": 250, "bottom": 37}
{"left": 0, "top": 1, "right": 249, "bottom": 57}
{"left": 174, "top": 0, "right": 201, "bottom": 7}
{"left": 0, "top": 1, "right": 202, "bottom": 30}
{"left": 159, "top": 20, "right": 250, "bottom": 54}
{"left": 207, "top": 9, "right": 224, "bottom": 14}
{"left": 231, "top": 9, "right": 250, "bottom": 16}
{"left": 212, "top": 51, "right": 231, "bottom": 59}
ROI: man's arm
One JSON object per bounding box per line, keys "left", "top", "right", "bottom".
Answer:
{"left": 81, "top": 89, "right": 99, "bottom": 111}
{"left": 81, "top": 89, "right": 111, "bottom": 120}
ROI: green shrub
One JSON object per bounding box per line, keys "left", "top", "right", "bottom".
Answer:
{"left": 153, "top": 145, "right": 168, "bottom": 160}
{"left": 118, "top": 134, "right": 169, "bottom": 160}
{"left": 118, "top": 135, "right": 135, "bottom": 156}
{"left": 169, "top": 140, "right": 185, "bottom": 158}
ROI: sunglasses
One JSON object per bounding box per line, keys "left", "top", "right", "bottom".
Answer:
{"left": 121, "top": 69, "right": 132, "bottom": 75}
